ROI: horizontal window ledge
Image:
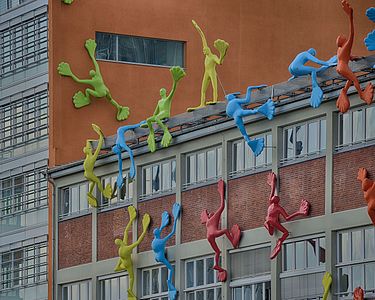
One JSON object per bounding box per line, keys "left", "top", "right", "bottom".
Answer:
{"left": 280, "top": 267, "right": 325, "bottom": 279}
{"left": 98, "top": 199, "right": 133, "bottom": 212}
{"left": 138, "top": 189, "right": 176, "bottom": 202}
{"left": 58, "top": 209, "right": 91, "bottom": 221}
{"left": 183, "top": 282, "right": 222, "bottom": 293}
{"left": 279, "top": 151, "right": 326, "bottom": 167}
{"left": 182, "top": 177, "right": 221, "bottom": 191}
{"left": 229, "top": 164, "right": 272, "bottom": 179}
{"left": 335, "top": 139, "right": 375, "bottom": 153}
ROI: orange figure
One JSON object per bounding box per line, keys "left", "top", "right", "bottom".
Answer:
{"left": 336, "top": 0, "right": 374, "bottom": 113}
{"left": 353, "top": 287, "right": 364, "bottom": 300}
{"left": 357, "top": 168, "right": 375, "bottom": 226}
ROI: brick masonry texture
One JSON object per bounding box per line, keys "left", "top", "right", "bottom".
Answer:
{"left": 137, "top": 194, "right": 176, "bottom": 252}
{"left": 228, "top": 171, "right": 270, "bottom": 231}
{"left": 97, "top": 207, "right": 131, "bottom": 261}
{"left": 181, "top": 183, "right": 220, "bottom": 243}
{"left": 58, "top": 215, "right": 92, "bottom": 269}
{"left": 333, "top": 146, "right": 375, "bottom": 212}
{"left": 279, "top": 157, "right": 325, "bottom": 219}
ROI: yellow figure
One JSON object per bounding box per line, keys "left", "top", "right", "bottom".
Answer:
{"left": 83, "top": 124, "right": 112, "bottom": 207}
{"left": 322, "top": 271, "right": 332, "bottom": 300}
{"left": 187, "top": 20, "right": 229, "bottom": 112}
{"left": 115, "top": 205, "right": 151, "bottom": 300}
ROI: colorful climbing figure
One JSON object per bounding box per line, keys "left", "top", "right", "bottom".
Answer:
{"left": 322, "top": 272, "right": 332, "bottom": 300}
{"left": 114, "top": 206, "right": 150, "bottom": 300}
{"left": 226, "top": 85, "right": 275, "bottom": 157}
{"left": 57, "top": 39, "right": 130, "bottom": 121}
{"left": 83, "top": 124, "right": 112, "bottom": 207}
{"left": 62, "top": 0, "right": 73, "bottom": 4}
{"left": 201, "top": 179, "right": 241, "bottom": 282}
{"left": 187, "top": 20, "right": 229, "bottom": 112}
{"left": 288, "top": 49, "right": 337, "bottom": 108}
{"left": 264, "top": 172, "right": 310, "bottom": 259}
{"left": 365, "top": 8, "right": 375, "bottom": 52}
{"left": 151, "top": 203, "right": 181, "bottom": 300}
{"left": 353, "top": 287, "right": 364, "bottom": 300}
{"left": 357, "top": 168, "right": 375, "bottom": 226}
{"left": 336, "top": 0, "right": 374, "bottom": 113}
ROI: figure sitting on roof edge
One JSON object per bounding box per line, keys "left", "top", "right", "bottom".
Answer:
{"left": 336, "top": 0, "right": 374, "bottom": 113}
{"left": 57, "top": 39, "right": 130, "bottom": 121}
{"left": 187, "top": 20, "right": 229, "bottom": 112}
{"left": 225, "top": 85, "right": 275, "bottom": 157}
{"left": 288, "top": 49, "right": 337, "bottom": 108}
{"left": 83, "top": 124, "right": 112, "bottom": 207}
{"left": 364, "top": 7, "right": 375, "bottom": 68}
{"left": 141, "top": 66, "right": 185, "bottom": 153}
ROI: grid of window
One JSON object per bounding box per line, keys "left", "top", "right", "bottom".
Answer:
{"left": 0, "top": 0, "right": 30, "bottom": 15}
{"left": 282, "top": 118, "right": 326, "bottom": 163}
{"left": 231, "top": 133, "right": 272, "bottom": 177}
{"left": 337, "top": 105, "right": 375, "bottom": 150}
{"left": 61, "top": 280, "right": 92, "bottom": 300}
{"left": 0, "top": 13, "right": 48, "bottom": 85}
{"left": 0, "top": 283, "right": 47, "bottom": 300}
{"left": 0, "top": 167, "right": 48, "bottom": 234}
{"left": 281, "top": 236, "right": 326, "bottom": 300}
{"left": 59, "top": 182, "right": 90, "bottom": 219}
{"left": 184, "top": 146, "right": 222, "bottom": 188}
{"left": 0, "top": 241, "right": 47, "bottom": 292}
{"left": 141, "top": 159, "right": 176, "bottom": 199}
{"left": 99, "top": 275, "right": 128, "bottom": 300}
{"left": 336, "top": 227, "right": 375, "bottom": 299}
{"left": 100, "top": 173, "right": 133, "bottom": 210}
{"left": 142, "top": 265, "right": 172, "bottom": 300}
{"left": 0, "top": 89, "right": 48, "bottom": 159}
{"left": 185, "top": 256, "right": 221, "bottom": 300}
{"left": 96, "top": 32, "right": 185, "bottom": 68}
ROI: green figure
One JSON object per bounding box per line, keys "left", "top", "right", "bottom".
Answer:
{"left": 142, "top": 66, "right": 186, "bottom": 152}
{"left": 187, "top": 20, "right": 229, "bottom": 112}
{"left": 115, "top": 206, "right": 150, "bottom": 300}
{"left": 83, "top": 124, "right": 112, "bottom": 207}
{"left": 322, "top": 272, "right": 332, "bottom": 300}
{"left": 57, "top": 39, "right": 130, "bottom": 121}
{"left": 62, "top": 0, "right": 73, "bottom": 4}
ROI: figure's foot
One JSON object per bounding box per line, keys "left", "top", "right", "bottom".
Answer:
{"left": 187, "top": 104, "right": 206, "bottom": 112}
{"left": 257, "top": 99, "right": 275, "bottom": 120}
{"left": 288, "top": 75, "right": 296, "bottom": 81}
{"left": 206, "top": 100, "right": 218, "bottom": 105}
{"left": 270, "top": 240, "right": 283, "bottom": 259}
{"left": 73, "top": 91, "right": 90, "bottom": 108}
{"left": 231, "top": 224, "right": 241, "bottom": 248}
{"left": 116, "top": 106, "right": 130, "bottom": 121}
{"left": 361, "top": 83, "right": 374, "bottom": 105}
{"left": 310, "top": 85, "right": 323, "bottom": 108}
{"left": 161, "top": 131, "right": 172, "bottom": 148}
{"left": 147, "top": 134, "right": 156, "bottom": 152}
{"left": 168, "top": 288, "right": 177, "bottom": 300}
{"left": 247, "top": 138, "right": 264, "bottom": 157}
{"left": 103, "top": 183, "right": 112, "bottom": 199}
{"left": 87, "top": 193, "right": 97, "bottom": 207}
{"left": 336, "top": 90, "right": 350, "bottom": 113}
{"left": 127, "top": 289, "right": 136, "bottom": 300}
{"left": 217, "top": 269, "right": 227, "bottom": 282}
{"left": 322, "top": 272, "right": 332, "bottom": 300}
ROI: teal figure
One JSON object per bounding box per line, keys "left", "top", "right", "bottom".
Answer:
{"left": 226, "top": 85, "right": 275, "bottom": 157}
{"left": 112, "top": 121, "right": 146, "bottom": 189}
{"left": 365, "top": 8, "right": 375, "bottom": 67}
{"left": 288, "top": 49, "right": 337, "bottom": 108}
{"left": 151, "top": 203, "right": 181, "bottom": 300}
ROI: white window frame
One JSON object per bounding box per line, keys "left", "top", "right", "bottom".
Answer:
{"left": 59, "top": 182, "right": 90, "bottom": 219}
{"left": 61, "top": 280, "right": 92, "bottom": 300}
{"left": 98, "top": 273, "right": 129, "bottom": 300}
{"left": 141, "top": 265, "right": 172, "bottom": 300}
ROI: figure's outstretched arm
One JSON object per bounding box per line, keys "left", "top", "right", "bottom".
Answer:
{"left": 92, "top": 124, "right": 104, "bottom": 158}
{"left": 358, "top": 168, "right": 374, "bottom": 193}
{"left": 342, "top": 0, "right": 354, "bottom": 52}
{"left": 166, "top": 66, "right": 186, "bottom": 103}
{"left": 131, "top": 213, "right": 150, "bottom": 249}
{"left": 192, "top": 20, "right": 208, "bottom": 49}
{"left": 164, "top": 213, "right": 179, "bottom": 242}
{"left": 267, "top": 172, "right": 277, "bottom": 202}
{"left": 85, "top": 39, "right": 101, "bottom": 75}
{"left": 305, "top": 53, "right": 330, "bottom": 66}
{"left": 215, "top": 179, "right": 226, "bottom": 217}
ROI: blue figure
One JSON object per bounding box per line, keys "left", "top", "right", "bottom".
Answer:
{"left": 288, "top": 49, "right": 337, "bottom": 108}
{"left": 112, "top": 121, "right": 146, "bottom": 189}
{"left": 151, "top": 203, "right": 181, "bottom": 300}
{"left": 226, "top": 85, "right": 275, "bottom": 157}
{"left": 365, "top": 8, "right": 375, "bottom": 67}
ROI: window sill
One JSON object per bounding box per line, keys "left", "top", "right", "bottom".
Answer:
{"left": 138, "top": 189, "right": 176, "bottom": 202}
{"left": 229, "top": 164, "right": 272, "bottom": 179}
{"left": 58, "top": 209, "right": 92, "bottom": 222}
{"left": 279, "top": 151, "right": 326, "bottom": 167}
{"left": 183, "top": 282, "right": 221, "bottom": 293}
{"left": 98, "top": 199, "right": 133, "bottom": 213}
{"left": 280, "top": 266, "right": 325, "bottom": 279}
{"left": 97, "top": 58, "right": 184, "bottom": 70}
{"left": 182, "top": 177, "right": 221, "bottom": 191}
{"left": 335, "top": 139, "right": 375, "bottom": 154}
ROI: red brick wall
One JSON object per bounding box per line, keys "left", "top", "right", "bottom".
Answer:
{"left": 181, "top": 183, "right": 220, "bottom": 243}
{"left": 228, "top": 171, "right": 270, "bottom": 231}
{"left": 58, "top": 215, "right": 92, "bottom": 269}
{"left": 333, "top": 146, "right": 375, "bottom": 212}
{"left": 137, "top": 195, "right": 176, "bottom": 252}
{"left": 279, "top": 157, "right": 325, "bottom": 218}
{"left": 97, "top": 207, "right": 132, "bottom": 261}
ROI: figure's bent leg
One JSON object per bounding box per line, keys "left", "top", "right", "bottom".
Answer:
{"left": 264, "top": 220, "right": 274, "bottom": 235}
{"left": 155, "top": 117, "right": 172, "bottom": 148}
{"left": 368, "top": 206, "right": 375, "bottom": 226}
{"left": 127, "top": 264, "right": 135, "bottom": 295}
{"left": 310, "top": 70, "right": 323, "bottom": 108}
{"left": 234, "top": 116, "right": 264, "bottom": 157}
{"left": 87, "top": 181, "right": 98, "bottom": 207}
{"left": 73, "top": 91, "right": 91, "bottom": 108}
{"left": 270, "top": 222, "right": 289, "bottom": 259}
{"left": 107, "top": 92, "right": 130, "bottom": 121}
{"left": 336, "top": 80, "right": 352, "bottom": 113}
{"left": 256, "top": 99, "right": 276, "bottom": 120}
{"left": 146, "top": 119, "right": 156, "bottom": 152}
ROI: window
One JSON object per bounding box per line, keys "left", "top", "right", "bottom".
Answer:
{"left": 59, "top": 182, "right": 90, "bottom": 219}
{"left": 231, "top": 133, "right": 272, "bottom": 177}
{"left": 231, "top": 246, "right": 271, "bottom": 300}
{"left": 99, "top": 274, "right": 128, "bottom": 300}
{"left": 96, "top": 32, "right": 185, "bottom": 68}
{"left": 142, "top": 265, "right": 172, "bottom": 300}
{"left": 0, "top": 88, "right": 48, "bottom": 159}
{"left": 0, "top": 166, "right": 48, "bottom": 234}
{"left": 0, "top": 0, "right": 31, "bottom": 14}
{"left": 184, "top": 256, "right": 221, "bottom": 300}
{"left": 337, "top": 105, "right": 375, "bottom": 150}
{"left": 0, "top": 12, "right": 48, "bottom": 86}
{"left": 281, "top": 236, "right": 326, "bottom": 300}
{"left": 141, "top": 159, "right": 176, "bottom": 199}
{"left": 282, "top": 118, "right": 326, "bottom": 163}
{"left": 184, "top": 146, "right": 222, "bottom": 188}
{"left": 336, "top": 227, "right": 375, "bottom": 299}
{"left": 61, "top": 280, "right": 91, "bottom": 300}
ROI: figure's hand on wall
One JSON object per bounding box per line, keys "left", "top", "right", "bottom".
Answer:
{"left": 171, "top": 66, "right": 186, "bottom": 83}
{"left": 92, "top": 124, "right": 103, "bottom": 137}
{"left": 57, "top": 62, "right": 73, "bottom": 77}
{"left": 85, "top": 39, "right": 97, "bottom": 57}
{"left": 142, "top": 213, "right": 151, "bottom": 231}
{"left": 341, "top": 0, "right": 353, "bottom": 16}
{"left": 172, "top": 203, "right": 181, "bottom": 220}
{"left": 357, "top": 168, "right": 368, "bottom": 182}
{"left": 299, "top": 199, "right": 310, "bottom": 216}
{"left": 267, "top": 172, "right": 276, "bottom": 187}
{"left": 128, "top": 205, "right": 137, "bottom": 221}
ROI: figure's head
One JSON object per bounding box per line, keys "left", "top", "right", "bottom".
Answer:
{"left": 336, "top": 35, "right": 347, "bottom": 47}
{"left": 115, "top": 239, "right": 123, "bottom": 246}
{"left": 203, "top": 47, "right": 211, "bottom": 55}
{"left": 89, "top": 69, "right": 96, "bottom": 77}
{"left": 307, "top": 48, "right": 316, "bottom": 56}
{"left": 112, "top": 144, "right": 121, "bottom": 155}
{"left": 160, "top": 88, "right": 166, "bottom": 98}
{"left": 270, "top": 195, "right": 280, "bottom": 204}
{"left": 83, "top": 141, "right": 92, "bottom": 154}
{"left": 225, "top": 92, "right": 241, "bottom": 101}
{"left": 153, "top": 228, "right": 161, "bottom": 238}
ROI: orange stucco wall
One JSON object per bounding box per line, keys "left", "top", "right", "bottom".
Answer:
{"left": 48, "top": 0, "right": 374, "bottom": 167}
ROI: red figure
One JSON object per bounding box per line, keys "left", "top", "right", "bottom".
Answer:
{"left": 201, "top": 179, "right": 241, "bottom": 282}
{"left": 264, "top": 172, "right": 310, "bottom": 259}
{"left": 353, "top": 287, "right": 364, "bottom": 300}
{"left": 357, "top": 168, "right": 375, "bottom": 226}
{"left": 336, "top": 0, "right": 374, "bottom": 113}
